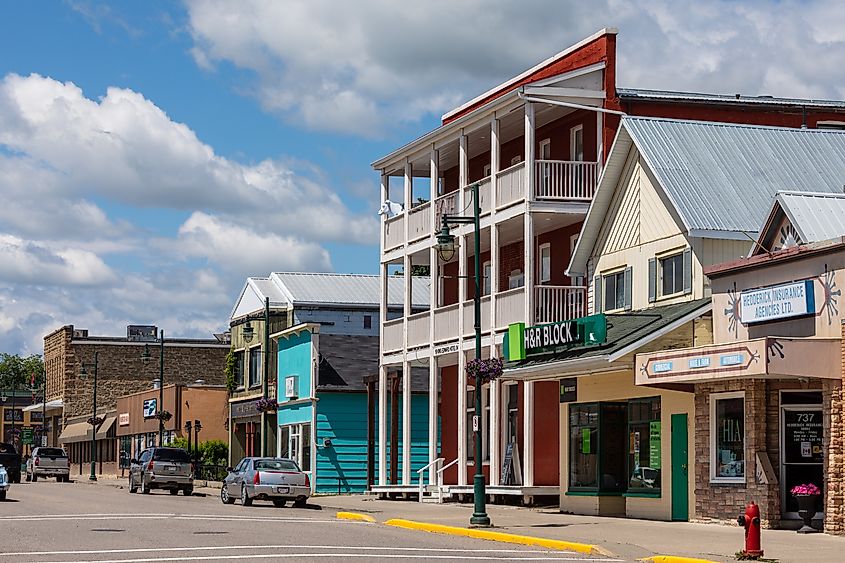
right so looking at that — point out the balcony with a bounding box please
[383,160,600,252]
[382,285,587,356]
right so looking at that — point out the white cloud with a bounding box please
[0,235,117,286]
[185,0,845,135]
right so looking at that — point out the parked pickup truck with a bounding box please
[27,447,70,482]
[0,442,21,484]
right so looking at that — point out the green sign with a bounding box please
[581,427,591,454]
[649,421,661,469]
[504,314,607,362]
[21,427,34,445]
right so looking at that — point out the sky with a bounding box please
[1,0,844,355]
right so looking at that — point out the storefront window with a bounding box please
[570,403,598,488]
[628,397,661,492]
[711,393,745,481]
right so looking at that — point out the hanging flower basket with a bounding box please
[256,398,278,413]
[155,410,173,422]
[466,357,504,384]
[87,416,104,426]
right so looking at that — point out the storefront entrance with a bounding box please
[780,391,824,520]
[670,413,689,521]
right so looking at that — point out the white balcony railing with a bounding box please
[494,286,525,329]
[534,160,600,201]
[462,176,492,216]
[407,201,431,243]
[382,318,404,352]
[535,285,586,324]
[433,303,459,343]
[462,295,491,336]
[495,162,525,209]
[407,311,431,348]
[384,214,405,251]
[434,191,459,229]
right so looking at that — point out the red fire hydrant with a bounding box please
[737,501,763,557]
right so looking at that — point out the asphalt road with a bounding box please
[0,480,622,562]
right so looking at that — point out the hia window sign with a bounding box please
[739,280,815,324]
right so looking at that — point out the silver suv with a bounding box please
[129,447,193,496]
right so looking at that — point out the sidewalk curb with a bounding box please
[640,557,721,563]
[384,518,613,557]
[336,511,376,522]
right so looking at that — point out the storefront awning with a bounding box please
[58,421,90,444]
[23,399,63,413]
[636,337,840,385]
[95,416,116,440]
[504,299,712,381]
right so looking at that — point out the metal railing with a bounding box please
[417,457,444,502]
[195,463,228,482]
[495,162,525,209]
[534,285,587,324]
[534,160,600,200]
[435,458,459,504]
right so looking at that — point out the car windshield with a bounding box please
[152,448,191,462]
[255,459,299,471]
[38,448,66,457]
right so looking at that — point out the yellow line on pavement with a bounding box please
[335,511,376,523]
[640,556,721,563]
[383,518,613,557]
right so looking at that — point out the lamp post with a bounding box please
[193,419,202,462]
[79,352,99,481]
[184,420,192,459]
[435,182,490,527]
[141,329,165,445]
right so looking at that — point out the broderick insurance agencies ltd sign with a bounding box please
[739,279,815,324]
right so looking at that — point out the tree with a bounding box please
[0,353,44,390]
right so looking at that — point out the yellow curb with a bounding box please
[384,519,613,557]
[336,511,376,523]
[640,557,721,563]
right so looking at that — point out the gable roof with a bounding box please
[618,87,845,110]
[569,116,845,276]
[756,190,845,254]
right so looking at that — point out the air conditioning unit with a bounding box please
[285,376,298,399]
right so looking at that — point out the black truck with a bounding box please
[0,442,21,483]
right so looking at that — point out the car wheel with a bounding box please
[293,497,307,508]
[31,473,37,483]
[183,487,193,496]
[221,485,235,505]
[56,476,62,482]
[129,475,137,494]
[272,499,286,508]
[241,485,252,507]
[140,475,150,494]
[25,472,31,482]
[169,489,178,495]
[0,490,5,501]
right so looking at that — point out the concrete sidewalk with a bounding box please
[307,494,844,563]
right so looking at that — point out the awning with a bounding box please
[23,399,63,413]
[636,337,840,385]
[58,421,90,444]
[95,416,116,440]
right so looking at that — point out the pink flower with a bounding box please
[790,483,821,496]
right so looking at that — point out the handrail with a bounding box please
[435,458,458,504]
[417,457,445,503]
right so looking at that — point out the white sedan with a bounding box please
[0,466,10,501]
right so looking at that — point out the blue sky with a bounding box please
[0,0,843,354]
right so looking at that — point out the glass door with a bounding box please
[780,402,824,520]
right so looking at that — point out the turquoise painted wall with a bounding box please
[316,392,431,494]
[277,329,313,427]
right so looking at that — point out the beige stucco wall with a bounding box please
[559,370,696,521]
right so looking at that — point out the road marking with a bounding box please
[0,514,340,523]
[27,555,610,563]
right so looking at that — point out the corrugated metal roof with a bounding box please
[270,272,430,308]
[624,117,845,234]
[618,87,845,109]
[776,191,845,244]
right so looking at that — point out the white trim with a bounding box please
[523,86,606,99]
[686,229,757,241]
[539,138,551,160]
[539,243,552,283]
[511,155,522,166]
[442,28,617,121]
[570,125,584,161]
[519,61,607,88]
[709,391,746,484]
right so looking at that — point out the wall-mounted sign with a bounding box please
[142,398,157,418]
[739,279,815,324]
[434,343,459,355]
[559,378,577,403]
[285,376,298,399]
[127,325,158,342]
[783,409,823,464]
[119,413,130,426]
[504,314,607,362]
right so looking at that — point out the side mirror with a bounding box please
[226,466,234,473]
[130,458,138,465]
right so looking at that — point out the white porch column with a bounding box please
[489,118,500,335]
[596,111,604,165]
[401,359,412,485]
[524,212,535,325]
[378,364,388,486]
[457,349,467,486]
[459,132,468,212]
[428,147,439,487]
[523,380,535,487]
[524,102,535,202]
[428,356,438,486]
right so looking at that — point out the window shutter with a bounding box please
[624,267,633,311]
[648,258,657,303]
[683,248,693,295]
[593,275,602,313]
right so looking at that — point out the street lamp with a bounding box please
[141,329,166,445]
[184,420,192,459]
[193,419,202,462]
[242,321,254,343]
[79,352,99,481]
[435,182,491,527]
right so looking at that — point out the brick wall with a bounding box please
[828,323,845,534]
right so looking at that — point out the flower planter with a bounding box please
[796,494,820,534]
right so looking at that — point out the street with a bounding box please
[0,480,621,562]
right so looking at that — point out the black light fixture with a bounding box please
[242,321,255,343]
[435,218,458,262]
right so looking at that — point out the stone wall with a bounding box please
[44,325,74,402]
[827,323,845,535]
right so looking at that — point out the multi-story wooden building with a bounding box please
[371,28,845,503]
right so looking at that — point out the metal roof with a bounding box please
[270,272,430,308]
[618,87,845,110]
[772,190,845,244]
[568,117,845,276]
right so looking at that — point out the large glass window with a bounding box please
[233,351,244,388]
[628,398,662,492]
[569,402,637,493]
[660,253,684,297]
[249,348,261,388]
[711,393,745,482]
[603,271,625,311]
[569,403,598,489]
